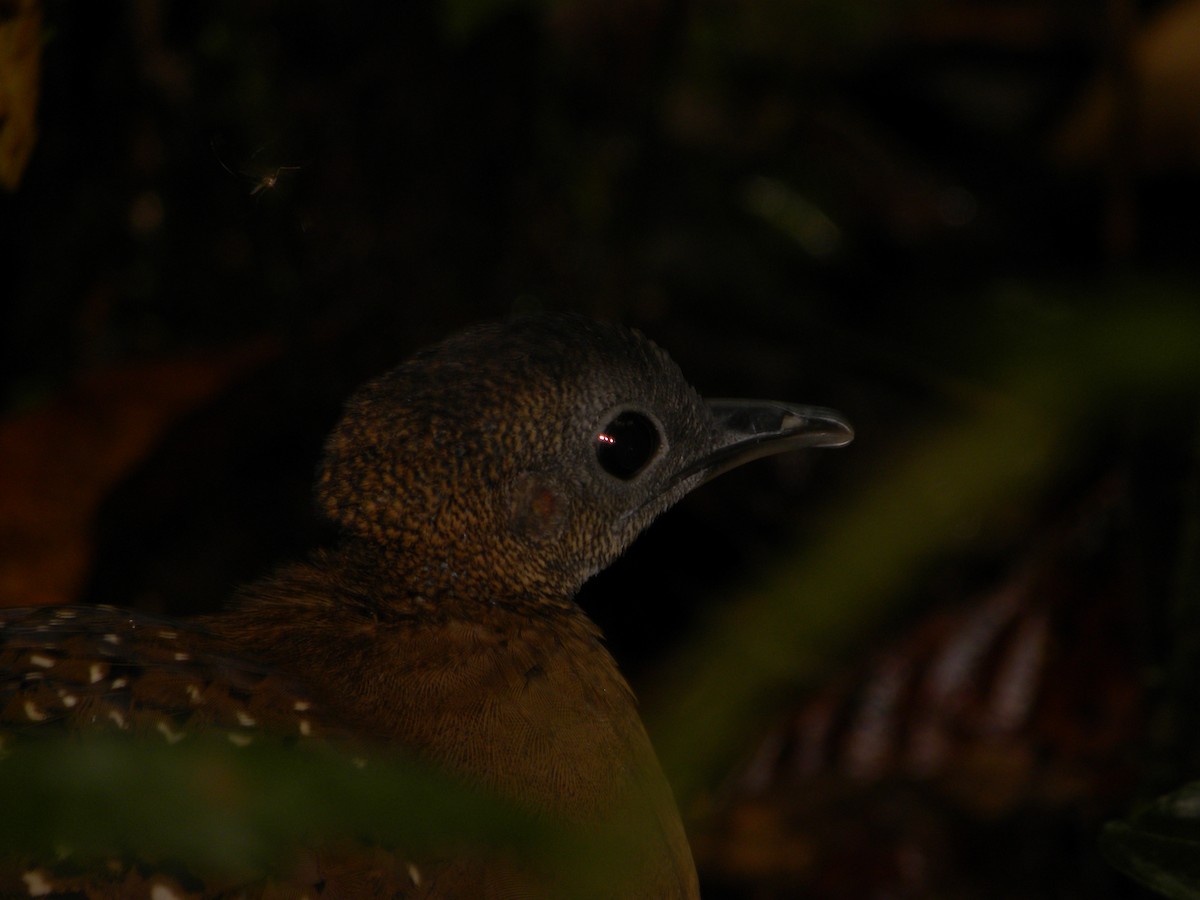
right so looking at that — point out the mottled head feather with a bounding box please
[318,314,712,599]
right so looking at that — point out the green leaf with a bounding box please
[0,733,630,895]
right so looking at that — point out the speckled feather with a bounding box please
[0,605,332,745]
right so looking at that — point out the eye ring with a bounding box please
[595,409,662,480]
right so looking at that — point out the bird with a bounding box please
[0,313,853,898]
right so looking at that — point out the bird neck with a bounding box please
[278,537,581,612]
[209,540,634,772]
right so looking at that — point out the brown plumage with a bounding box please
[0,314,852,898]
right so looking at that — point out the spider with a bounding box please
[211,139,303,198]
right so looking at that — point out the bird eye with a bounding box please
[595,411,661,480]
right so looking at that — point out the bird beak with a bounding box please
[676,399,854,486]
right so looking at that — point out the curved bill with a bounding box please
[675,399,854,486]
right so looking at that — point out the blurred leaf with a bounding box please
[742,176,842,259]
[1102,782,1200,899]
[0,344,276,607]
[0,733,631,896]
[0,0,40,190]
[441,0,548,40]
[1055,0,1200,171]
[647,286,1200,805]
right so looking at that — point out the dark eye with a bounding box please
[596,411,661,480]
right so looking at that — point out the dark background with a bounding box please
[4,1,1200,896]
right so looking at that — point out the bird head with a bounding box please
[318,315,852,600]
